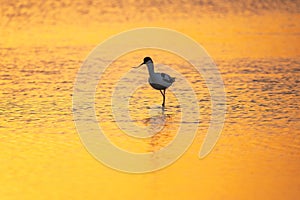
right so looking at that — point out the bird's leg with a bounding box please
[159,90,165,108]
[162,89,166,107]
[163,89,166,107]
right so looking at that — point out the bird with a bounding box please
[135,57,175,108]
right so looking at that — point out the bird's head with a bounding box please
[143,57,153,64]
[135,57,153,68]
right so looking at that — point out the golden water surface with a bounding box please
[0,0,300,199]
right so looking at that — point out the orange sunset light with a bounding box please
[0,0,299,199]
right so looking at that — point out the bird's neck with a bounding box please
[146,62,155,77]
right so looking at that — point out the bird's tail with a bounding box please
[171,77,176,83]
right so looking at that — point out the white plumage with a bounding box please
[135,57,175,107]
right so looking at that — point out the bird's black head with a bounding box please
[143,57,153,64]
[135,57,153,69]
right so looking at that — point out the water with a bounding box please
[0,0,300,199]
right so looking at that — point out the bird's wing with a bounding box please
[161,73,175,83]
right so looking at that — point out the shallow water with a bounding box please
[1,0,300,199]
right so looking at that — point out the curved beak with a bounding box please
[134,62,144,69]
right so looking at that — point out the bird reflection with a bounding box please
[142,107,175,152]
